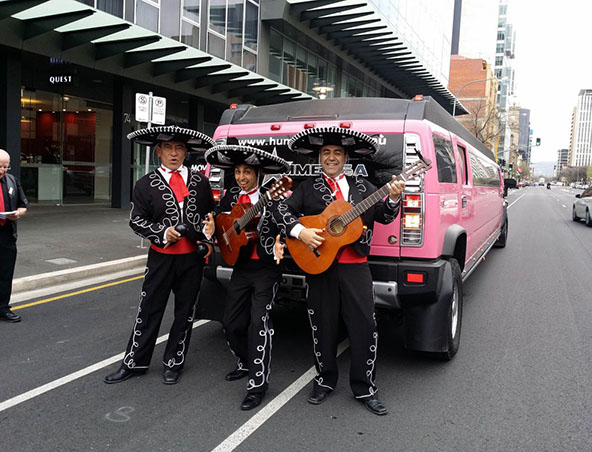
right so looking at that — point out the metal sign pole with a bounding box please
[140,92,154,249]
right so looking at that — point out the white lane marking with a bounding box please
[562,204,566,208]
[0,320,210,413]
[508,192,528,209]
[212,340,350,452]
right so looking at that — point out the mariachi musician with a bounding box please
[203,144,289,411]
[104,125,215,385]
[274,127,405,415]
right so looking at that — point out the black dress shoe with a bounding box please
[241,393,264,411]
[163,369,181,385]
[363,396,388,416]
[225,367,249,381]
[307,388,331,405]
[0,310,21,323]
[104,367,145,384]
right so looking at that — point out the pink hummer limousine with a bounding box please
[197,97,509,360]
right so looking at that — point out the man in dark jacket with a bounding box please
[104,126,215,385]
[274,127,404,415]
[0,149,28,323]
[203,144,290,410]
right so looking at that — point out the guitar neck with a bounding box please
[236,193,268,230]
[341,173,408,226]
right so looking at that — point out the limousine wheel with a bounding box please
[494,218,508,248]
[436,258,463,361]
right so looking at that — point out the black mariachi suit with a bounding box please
[214,185,281,394]
[123,167,214,371]
[274,175,400,398]
[0,174,29,313]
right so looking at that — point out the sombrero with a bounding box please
[288,126,378,156]
[126,125,216,153]
[205,145,290,173]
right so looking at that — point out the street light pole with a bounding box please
[452,77,499,117]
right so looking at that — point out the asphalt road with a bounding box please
[1,186,591,452]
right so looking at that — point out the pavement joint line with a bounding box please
[0,320,210,413]
[12,255,148,293]
[211,340,350,452]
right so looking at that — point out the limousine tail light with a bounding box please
[401,193,424,246]
[212,189,221,202]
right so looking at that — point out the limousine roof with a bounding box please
[220,97,495,161]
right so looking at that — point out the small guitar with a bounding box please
[285,156,432,275]
[215,176,292,266]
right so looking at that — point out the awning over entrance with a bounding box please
[0,0,313,105]
[262,0,468,114]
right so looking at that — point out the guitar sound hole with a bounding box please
[327,217,345,236]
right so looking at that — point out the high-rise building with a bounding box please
[570,90,592,167]
[518,108,531,165]
[556,149,569,177]
[452,0,499,66]
[1,0,458,207]
[494,0,516,160]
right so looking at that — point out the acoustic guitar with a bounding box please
[285,157,432,274]
[215,177,292,266]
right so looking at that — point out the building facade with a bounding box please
[448,55,499,152]
[453,0,499,66]
[556,148,569,178]
[518,108,531,165]
[1,0,459,208]
[570,89,592,167]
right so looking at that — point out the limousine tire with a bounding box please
[435,258,463,361]
[494,218,508,248]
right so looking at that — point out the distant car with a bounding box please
[572,187,592,226]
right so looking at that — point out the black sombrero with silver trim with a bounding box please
[288,126,378,156]
[126,125,216,153]
[205,145,290,173]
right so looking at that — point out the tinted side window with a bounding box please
[457,144,468,185]
[433,134,457,183]
[469,151,500,186]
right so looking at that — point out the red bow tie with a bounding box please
[324,174,345,200]
[237,187,258,204]
[167,168,189,202]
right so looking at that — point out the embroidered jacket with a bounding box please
[129,168,214,247]
[0,173,29,242]
[274,175,400,258]
[213,185,281,264]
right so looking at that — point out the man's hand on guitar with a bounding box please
[298,228,325,251]
[203,213,215,238]
[388,177,405,202]
[274,234,285,265]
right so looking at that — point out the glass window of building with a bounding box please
[181,20,199,48]
[244,1,259,52]
[97,0,123,17]
[136,0,159,32]
[268,29,282,82]
[227,0,243,66]
[182,0,200,24]
[20,89,113,204]
[243,49,256,72]
[208,32,226,59]
[209,0,226,35]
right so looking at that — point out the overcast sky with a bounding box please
[511,0,592,163]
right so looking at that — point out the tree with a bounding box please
[459,99,503,150]
[558,166,590,183]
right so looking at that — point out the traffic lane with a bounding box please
[0,301,318,452]
[237,191,592,451]
[0,276,147,400]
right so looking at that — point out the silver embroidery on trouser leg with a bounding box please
[162,301,196,369]
[123,266,150,370]
[223,327,247,371]
[247,281,278,391]
[307,308,334,391]
[355,312,379,399]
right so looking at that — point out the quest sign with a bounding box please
[48,74,74,86]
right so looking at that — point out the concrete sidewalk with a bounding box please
[12,204,148,293]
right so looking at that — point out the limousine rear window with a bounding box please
[433,134,457,184]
